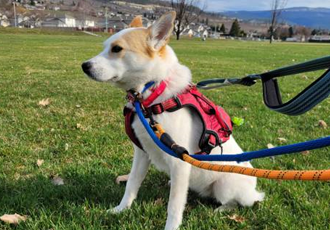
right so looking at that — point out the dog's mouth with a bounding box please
[107,76,120,82]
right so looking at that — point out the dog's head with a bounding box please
[82,12,176,90]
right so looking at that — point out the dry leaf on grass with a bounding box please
[318,120,327,129]
[0,214,27,224]
[38,98,50,107]
[227,214,245,223]
[36,159,44,167]
[116,174,129,184]
[51,176,64,186]
[278,137,287,143]
[76,123,87,131]
[154,198,164,206]
[302,150,310,156]
[267,143,275,149]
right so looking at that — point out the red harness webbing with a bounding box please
[124,83,233,153]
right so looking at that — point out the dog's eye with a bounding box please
[111,45,123,53]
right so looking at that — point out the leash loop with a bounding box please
[197,55,330,116]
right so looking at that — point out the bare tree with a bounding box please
[171,0,206,40]
[269,0,288,44]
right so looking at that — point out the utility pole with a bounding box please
[105,6,108,33]
[13,1,17,27]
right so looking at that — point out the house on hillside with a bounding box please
[76,16,96,29]
[309,35,330,43]
[42,14,76,28]
[0,15,10,27]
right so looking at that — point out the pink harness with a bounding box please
[124,82,233,154]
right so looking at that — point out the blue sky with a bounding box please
[205,0,330,11]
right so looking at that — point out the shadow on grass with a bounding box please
[0,169,219,215]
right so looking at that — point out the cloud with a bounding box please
[206,0,330,11]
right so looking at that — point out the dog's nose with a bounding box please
[82,62,92,75]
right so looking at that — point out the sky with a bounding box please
[205,0,330,12]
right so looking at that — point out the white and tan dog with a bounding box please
[82,12,264,230]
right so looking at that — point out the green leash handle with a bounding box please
[196,55,330,116]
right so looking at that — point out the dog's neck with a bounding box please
[138,46,192,105]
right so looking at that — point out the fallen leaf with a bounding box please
[318,120,327,129]
[116,174,129,184]
[278,137,287,143]
[52,176,64,186]
[64,143,69,151]
[302,150,310,156]
[0,214,27,224]
[154,198,164,205]
[267,143,275,149]
[227,214,245,223]
[38,98,50,107]
[36,159,44,167]
[75,104,81,108]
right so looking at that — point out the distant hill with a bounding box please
[221,7,330,29]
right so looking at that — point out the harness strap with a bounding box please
[124,107,143,150]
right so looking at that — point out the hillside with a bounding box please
[222,7,330,29]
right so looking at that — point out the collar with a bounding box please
[126,81,168,108]
[142,81,168,107]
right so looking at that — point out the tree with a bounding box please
[311,29,318,36]
[171,0,206,40]
[220,23,226,33]
[279,27,289,40]
[269,0,288,44]
[229,19,240,37]
[288,26,294,37]
[205,17,208,25]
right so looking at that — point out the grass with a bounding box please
[0,28,329,230]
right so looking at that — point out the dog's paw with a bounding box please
[107,205,127,214]
[215,203,237,213]
[115,174,129,184]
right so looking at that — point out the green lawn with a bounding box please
[0,29,329,230]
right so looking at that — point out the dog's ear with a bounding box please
[129,16,143,28]
[148,11,176,51]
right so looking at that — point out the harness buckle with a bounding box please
[126,90,142,103]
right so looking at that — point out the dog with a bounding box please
[82,11,264,230]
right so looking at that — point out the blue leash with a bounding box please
[135,100,330,162]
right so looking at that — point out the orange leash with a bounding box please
[152,121,330,181]
[183,154,330,181]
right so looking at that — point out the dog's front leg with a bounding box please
[111,146,150,213]
[165,161,191,230]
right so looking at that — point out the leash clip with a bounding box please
[126,90,142,103]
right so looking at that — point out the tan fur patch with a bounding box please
[129,16,143,28]
[109,28,171,59]
[109,29,154,59]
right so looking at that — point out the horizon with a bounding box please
[205,0,330,12]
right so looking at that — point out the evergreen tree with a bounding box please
[229,19,241,37]
[205,18,209,25]
[289,26,294,37]
[311,29,318,36]
[220,23,226,33]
